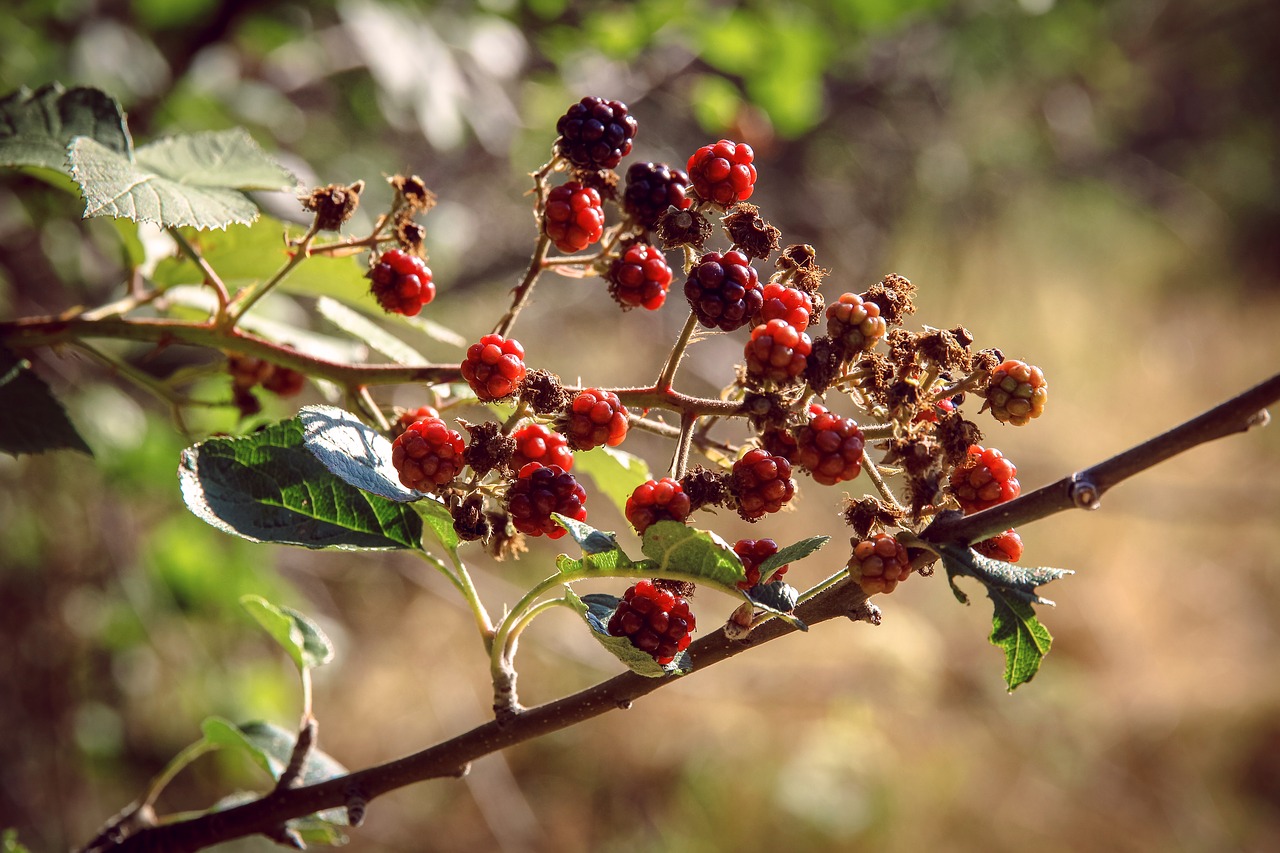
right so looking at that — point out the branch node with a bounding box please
[453,762,472,778]
[345,786,368,827]
[722,601,755,640]
[264,825,305,849]
[275,717,317,792]
[847,598,882,625]
[615,698,633,711]
[1069,476,1102,510]
[1247,408,1271,431]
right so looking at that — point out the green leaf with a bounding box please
[571,445,651,518]
[0,83,131,172]
[315,296,427,365]
[640,521,748,590]
[414,494,460,556]
[297,405,421,502]
[745,580,800,614]
[0,346,93,456]
[201,718,348,825]
[179,416,424,551]
[567,588,692,677]
[68,128,295,230]
[756,535,828,585]
[240,594,334,672]
[2,828,33,853]
[987,588,1054,691]
[555,514,625,556]
[939,543,1072,607]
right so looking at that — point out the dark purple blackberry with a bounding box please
[683,250,763,332]
[504,462,588,539]
[554,97,638,171]
[622,162,691,229]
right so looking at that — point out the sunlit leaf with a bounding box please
[240,594,334,672]
[0,346,92,456]
[640,521,747,590]
[567,588,692,677]
[297,405,420,502]
[0,83,131,172]
[987,589,1054,690]
[571,445,651,519]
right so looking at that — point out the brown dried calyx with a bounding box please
[301,181,364,231]
[460,420,514,477]
[775,244,829,297]
[389,174,437,214]
[917,326,973,374]
[520,369,572,416]
[843,497,907,539]
[722,204,781,260]
[452,494,491,542]
[863,273,916,326]
[656,206,712,251]
[680,465,729,511]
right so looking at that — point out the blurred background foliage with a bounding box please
[3,0,1280,850]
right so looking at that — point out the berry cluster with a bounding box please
[544,182,604,253]
[793,408,866,486]
[608,243,673,311]
[687,139,757,206]
[368,249,435,316]
[606,579,696,665]
[623,162,691,230]
[744,319,812,384]
[849,533,913,595]
[227,355,305,398]
[731,448,795,521]
[504,462,587,539]
[684,250,763,332]
[461,334,526,401]
[985,359,1048,425]
[975,529,1024,562]
[510,423,574,471]
[826,292,886,354]
[555,96,638,170]
[562,388,628,450]
[391,416,466,493]
[949,444,1020,513]
[733,538,789,590]
[625,478,692,534]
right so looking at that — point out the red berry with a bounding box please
[622,161,691,229]
[986,359,1048,425]
[606,578,697,664]
[684,249,763,332]
[733,538,790,589]
[504,462,587,539]
[510,423,574,471]
[731,448,796,521]
[391,416,466,493]
[562,388,628,450]
[754,282,813,329]
[227,355,304,396]
[555,96,638,170]
[744,319,812,384]
[794,409,865,486]
[368,249,436,317]
[975,529,1024,562]
[914,396,957,425]
[848,532,912,595]
[461,334,526,401]
[949,444,1021,514]
[826,292,886,354]
[625,477,692,534]
[543,182,605,253]
[687,139,757,206]
[608,242,673,311]
[395,405,441,435]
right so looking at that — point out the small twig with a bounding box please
[655,310,701,392]
[168,228,230,323]
[225,222,321,328]
[861,448,906,513]
[274,717,318,792]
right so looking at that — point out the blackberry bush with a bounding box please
[731,447,796,521]
[625,478,692,534]
[608,242,673,310]
[793,408,866,486]
[744,319,812,384]
[561,388,629,450]
[391,416,466,493]
[733,538,789,589]
[949,444,1021,514]
[544,182,605,253]
[849,532,913,595]
[623,161,691,229]
[985,359,1048,425]
[510,423,574,471]
[826,291,886,355]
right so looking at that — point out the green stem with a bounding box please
[669,412,697,479]
[655,309,700,392]
[492,233,552,338]
[448,550,495,646]
[862,447,906,513]
[168,228,230,323]
[225,223,320,328]
[141,739,216,811]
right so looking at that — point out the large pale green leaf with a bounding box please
[640,521,747,589]
[179,416,424,551]
[0,83,131,172]
[0,346,92,456]
[240,595,335,672]
[69,128,295,230]
[571,445,651,518]
[567,588,692,677]
[297,405,421,502]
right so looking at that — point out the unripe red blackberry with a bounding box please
[622,161,691,229]
[625,477,692,534]
[510,423,574,471]
[913,396,956,425]
[391,416,466,493]
[561,388,628,450]
[985,359,1048,425]
[368,249,436,317]
[754,282,813,329]
[684,249,763,332]
[544,182,604,253]
[608,242,673,311]
[461,334,526,401]
[395,405,441,435]
[848,532,912,595]
[949,444,1020,514]
[687,139,757,206]
[504,462,587,539]
[554,96,638,170]
[826,292,886,354]
[744,319,812,384]
[733,538,789,589]
[731,448,796,521]
[607,578,696,665]
[227,355,304,397]
[794,409,865,486]
[975,529,1024,562]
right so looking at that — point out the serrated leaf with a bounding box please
[756,535,828,585]
[240,594,334,672]
[565,587,691,677]
[640,521,747,590]
[940,543,1072,606]
[0,347,93,456]
[571,445,651,518]
[179,416,424,551]
[745,580,800,613]
[202,718,349,825]
[316,297,426,365]
[553,516,639,575]
[555,514,625,556]
[987,588,1053,690]
[69,128,295,229]
[297,405,421,502]
[0,83,131,172]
